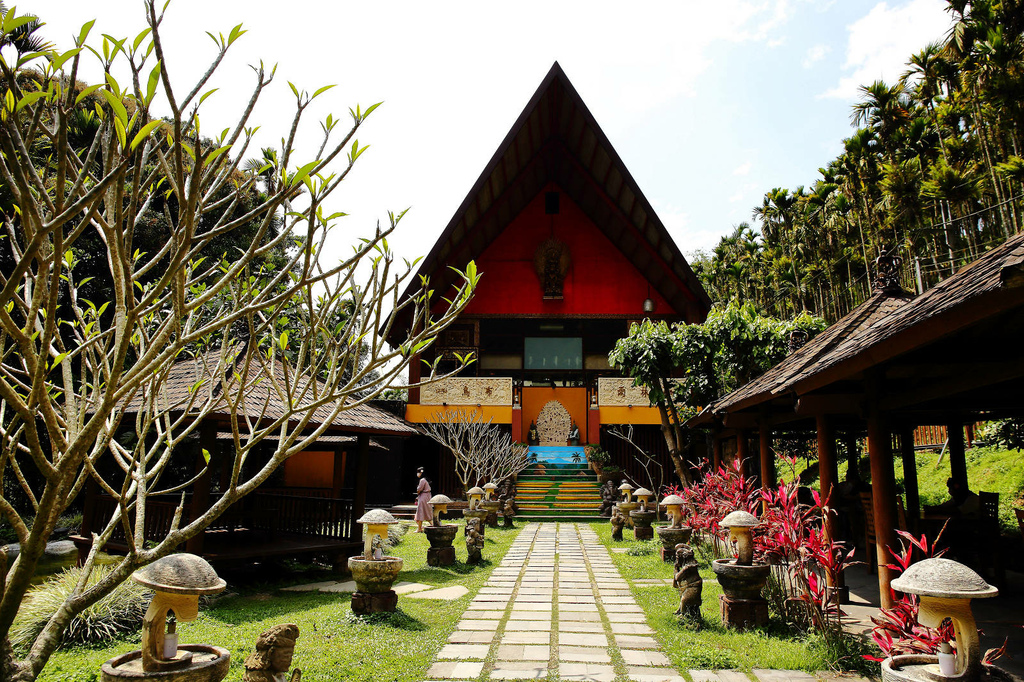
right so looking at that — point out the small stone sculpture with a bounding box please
[567,422,580,445]
[610,506,626,541]
[502,498,516,528]
[599,480,617,517]
[466,517,484,564]
[673,544,702,621]
[528,421,539,445]
[242,624,301,682]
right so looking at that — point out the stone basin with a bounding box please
[101,645,229,682]
[656,526,693,560]
[712,558,771,600]
[348,556,403,593]
[882,654,1018,682]
[629,510,657,526]
[424,524,458,548]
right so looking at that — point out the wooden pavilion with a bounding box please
[388,63,711,493]
[687,236,1024,606]
[73,350,417,566]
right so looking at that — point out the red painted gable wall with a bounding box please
[462,183,675,316]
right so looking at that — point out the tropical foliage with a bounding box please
[693,0,1024,322]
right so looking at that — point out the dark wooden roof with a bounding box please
[690,231,1024,427]
[393,62,710,338]
[127,350,417,437]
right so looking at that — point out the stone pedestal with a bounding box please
[719,595,768,630]
[351,590,398,615]
[657,527,693,562]
[618,502,639,528]
[630,510,656,540]
[634,525,653,540]
[481,501,500,528]
[427,546,455,567]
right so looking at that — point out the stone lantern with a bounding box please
[656,494,692,562]
[425,494,457,567]
[101,554,230,682]
[348,509,403,615]
[481,482,500,528]
[712,510,770,629]
[463,487,488,537]
[630,488,657,540]
[882,558,999,682]
[617,481,638,528]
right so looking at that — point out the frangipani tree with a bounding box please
[422,409,530,492]
[0,4,477,679]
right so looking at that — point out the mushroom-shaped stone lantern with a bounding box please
[630,488,657,540]
[618,481,634,504]
[712,510,770,629]
[617,481,639,528]
[463,487,489,537]
[101,554,230,682]
[481,482,501,528]
[882,558,999,682]
[425,494,458,567]
[348,509,404,615]
[656,494,692,562]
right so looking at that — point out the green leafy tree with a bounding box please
[0,5,479,679]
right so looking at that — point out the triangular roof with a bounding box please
[396,62,710,331]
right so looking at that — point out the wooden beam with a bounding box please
[712,429,723,470]
[900,426,919,532]
[816,414,844,592]
[759,416,776,490]
[351,434,371,541]
[881,359,1024,411]
[795,394,863,416]
[866,386,898,610]
[723,412,759,430]
[947,422,968,488]
[736,428,749,479]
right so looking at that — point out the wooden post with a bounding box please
[947,422,968,489]
[816,414,844,593]
[900,426,920,532]
[867,406,899,610]
[185,422,216,554]
[408,353,421,405]
[332,447,346,498]
[845,432,860,480]
[351,434,371,540]
[712,428,723,470]
[758,417,776,490]
[736,428,749,479]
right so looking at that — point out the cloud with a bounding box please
[729,191,746,203]
[767,37,787,48]
[733,161,753,176]
[822,0,952,100]
[803,44,830,68]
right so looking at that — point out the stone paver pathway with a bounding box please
[426,523,873,682]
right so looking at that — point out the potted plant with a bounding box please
[586,445,611,476]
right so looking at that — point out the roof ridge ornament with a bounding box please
[873,254,903,295]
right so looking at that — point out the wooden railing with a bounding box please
[88,491,354,545]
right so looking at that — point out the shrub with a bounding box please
[625,540,658,556]
[10,566,151,649]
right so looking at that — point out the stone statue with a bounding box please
[466,517,484,564]
[672,544,702,621]
[599,480,617,517]
[527,421,539,446]
[610,506,626,541]
[502,497,516,528]
[567,422,580,445]
[243,623,301,682]
[497,478,517,513]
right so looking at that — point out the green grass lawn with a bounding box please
[588,522,876,677]
[37,522,518,682]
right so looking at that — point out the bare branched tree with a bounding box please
[0,4,478,679]
[608,425,666,510]
[422,410,530,491]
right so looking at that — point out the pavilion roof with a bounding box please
[391,62,710,340]
[690,230,1024,427]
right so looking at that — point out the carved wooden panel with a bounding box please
[420,377,513,406]
[597,377,653,407]
[536,400,572,445]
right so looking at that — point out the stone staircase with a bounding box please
[515,462,603,522]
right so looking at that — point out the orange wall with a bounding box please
[461,183,676,317]
[405,405,513,424]
[521,387,589,444]
[283,451,334,489]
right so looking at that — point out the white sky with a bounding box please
[24,0,954,267]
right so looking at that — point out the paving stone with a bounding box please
[447,630,495,644]
[812,674,873,682]
[621,650,672,667]
[496,644,550,661]
[601,596,637,603]
[625,667,686,682]
[280,580,340,592]
[501,631,552,644]
[558,632,608,647]
[407,585,470,600]
[390,581,432,594]
[558,609,603,622]
[505,619,554,631]
[609,622,655,635]
[716,673,754,682]
[606,612,647,623]
[455,609,504,619]
[318,580,358,593]
[512,602,553,611]
[455,619,500,631]
[490,662,549,679]
[753,671,816,682]
[559,646,612,663]
[426,661,485,679]
[559,663,617,682]
[558,621,606,633]
[558,603,599,612]
[436,644,490,659]
[615,635,660,649]
[690,672,728,682]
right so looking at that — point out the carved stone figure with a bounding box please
[527,421,539,446]
[466,518,484,564]
[567,422,580,445]
[502,498,516,528]
[673,544,702,621]
[497,478,518,513]
[243,623,301,682]
[599,480,617,517]
[610,506,626,541]
[534,238,571,298]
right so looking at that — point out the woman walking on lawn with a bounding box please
[414,467,432,532]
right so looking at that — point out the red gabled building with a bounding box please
[392,63,711,493]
